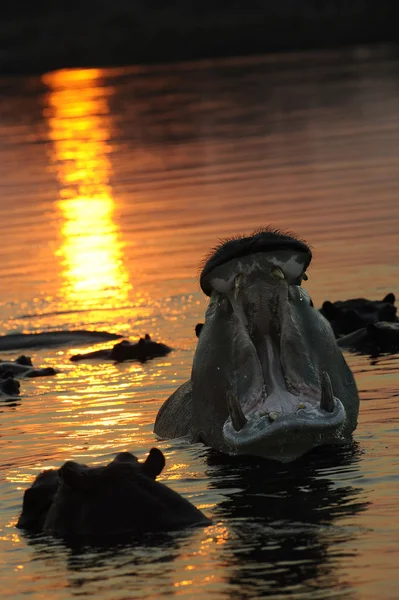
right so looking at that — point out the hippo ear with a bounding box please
[195,323,204,338]
[383,293,395,304]
[16,355,33,366]
[59,461,90,491]
[322,301,337,320]
[142,448,165,479]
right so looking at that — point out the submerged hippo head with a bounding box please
[17,469,59,531]
[0,372,20,396]
[155,228,359,462]
[17,449,210,538]
[321,293,397,336]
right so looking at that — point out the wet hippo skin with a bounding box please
[17,448,210,539]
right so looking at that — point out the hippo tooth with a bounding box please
[234,274,242,300]
[320,371,334,413]
[270,267,285,280]
[268,411,280,422]
[227,390,247,431]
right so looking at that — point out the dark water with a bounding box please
[0,48,398,599]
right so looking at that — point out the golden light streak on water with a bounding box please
[194,524,229,556]
[43,69,132,313]
[173,580,193,587]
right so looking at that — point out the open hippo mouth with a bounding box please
[192,229,357,461]
[154,228,359,462]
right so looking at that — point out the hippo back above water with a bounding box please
[155,228,360,462]
[17,448,210,539]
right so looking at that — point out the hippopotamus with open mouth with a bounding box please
[155,228,359,462]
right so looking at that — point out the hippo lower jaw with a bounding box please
[221,338,348,460]
[223,395,347,462]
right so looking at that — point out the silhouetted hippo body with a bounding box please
[321,293,397,337]
[155,228,359,462]
[110,335,172,363]
[17,448,210,539]
[0,330,121,351]
[0,355,58,378]
[70,334,172,363]
[0,371,20,396]
[338,321,399,356]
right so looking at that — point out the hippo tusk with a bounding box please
[227,390,247,431]
[270,267,285,280]
[320,371,334,413]
[234,274,242,300]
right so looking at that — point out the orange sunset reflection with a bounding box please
[43,69,131,312]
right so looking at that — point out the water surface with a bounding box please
[0,49,398,599]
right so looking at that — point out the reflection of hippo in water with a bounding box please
[204,444,367,597]
[70,334,172,363]
[321,293,397,337]
[17,448,210,539]
[155,228,359,462]
[0,355,58,378]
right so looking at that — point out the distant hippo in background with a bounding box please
[321,293,397,337]
[0,355,58,378]
[0,371,20,396]
[0,330,121,351]
[17,448,210,539]
[338,321,399,356]
[155,228,359,462]
[70,334,172,363]
[16,469,59,531]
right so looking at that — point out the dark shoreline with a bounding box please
[1,1,399,75]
